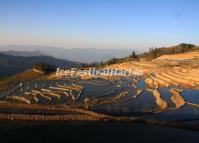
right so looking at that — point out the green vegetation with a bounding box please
[102,43,199,66]
[129,51,137,59]
[140,43,198,60]
[70,43,199,68]
[33,62,56,74]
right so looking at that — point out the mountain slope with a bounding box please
[139,43,199,60]
[0,50,48,57]
[0,45,133,63]
[0,53,79,77]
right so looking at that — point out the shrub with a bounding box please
[33,62,56,74]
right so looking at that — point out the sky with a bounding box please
[0,0,199,51]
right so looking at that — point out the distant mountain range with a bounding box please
[0,45,134,77]
[0,45,133,63]
[0,50,48,57]
[0,53,79,77]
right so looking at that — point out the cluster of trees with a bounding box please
[103,58,120,65]
[81,62,100,68]
[81,58,121,68]
[140,43,197,60]
[33,62,56,73]
[129,51,138,58]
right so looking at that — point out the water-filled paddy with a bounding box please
[0,77,199,122]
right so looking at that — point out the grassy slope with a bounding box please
[0,70,44,90]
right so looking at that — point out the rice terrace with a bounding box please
[0,0,199,143]
[0,46,199,143]
[0,49,199,134]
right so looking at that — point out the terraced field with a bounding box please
[148,68,199,89]
[0,51,199,132]
[0,74,198,125]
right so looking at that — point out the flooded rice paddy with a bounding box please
[0,77,199,123]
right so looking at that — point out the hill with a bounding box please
[0,70,45,90]
[155,51,199,60]
[139,43,199,60]
[0,53,79,77]
[101,43,199,66]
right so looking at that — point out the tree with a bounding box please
[130,51,137,58]
[33,62,56,74]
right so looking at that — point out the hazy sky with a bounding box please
[0,0,199,50]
